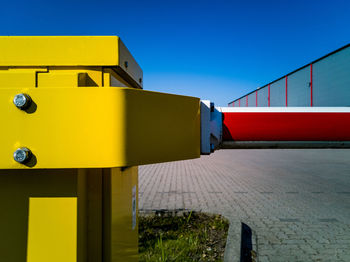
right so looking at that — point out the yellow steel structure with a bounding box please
[0,36,201,262]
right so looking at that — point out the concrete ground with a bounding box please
[139,149,350,262]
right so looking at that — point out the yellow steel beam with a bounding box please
[0,87,200,169]
[103,167,139,261]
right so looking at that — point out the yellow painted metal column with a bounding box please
[0,36,200,262]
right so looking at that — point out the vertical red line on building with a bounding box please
[285,76,288,107]
[239,99,241,107]
[268,84,270,107]
[256,91,258,107]
[232,101,234,107]
[246,96,248,106]
[310,64,313,107]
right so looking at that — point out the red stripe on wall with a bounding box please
[310,64,313,107]
[239,99,240,107]
[256,91,258,107]
[268,84,270,107]
[222,112,350,141]
[285,76,288,107]
[246,96,248,106]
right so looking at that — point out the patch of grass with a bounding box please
[139,211,229,261]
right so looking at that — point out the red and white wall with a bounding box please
[220,107,350,141]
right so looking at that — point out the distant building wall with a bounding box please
[228,44,350,107]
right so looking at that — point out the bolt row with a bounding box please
[13,93,32,164]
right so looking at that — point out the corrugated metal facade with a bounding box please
[247,92,256,107]
[229,44,350,107]
[270,78,286,106]
[257,86,269,107]
[313,47,350,106]
[287,66,311,106]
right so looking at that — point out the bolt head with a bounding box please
[13,148,31,163]
[13,93,31,109]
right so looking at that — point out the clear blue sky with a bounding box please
[2,0,350,106]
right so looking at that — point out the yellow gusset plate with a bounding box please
[0,87,200,168]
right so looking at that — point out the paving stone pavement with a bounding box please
[139,149,350,262]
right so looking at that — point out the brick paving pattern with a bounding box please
[139,149,350,262]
